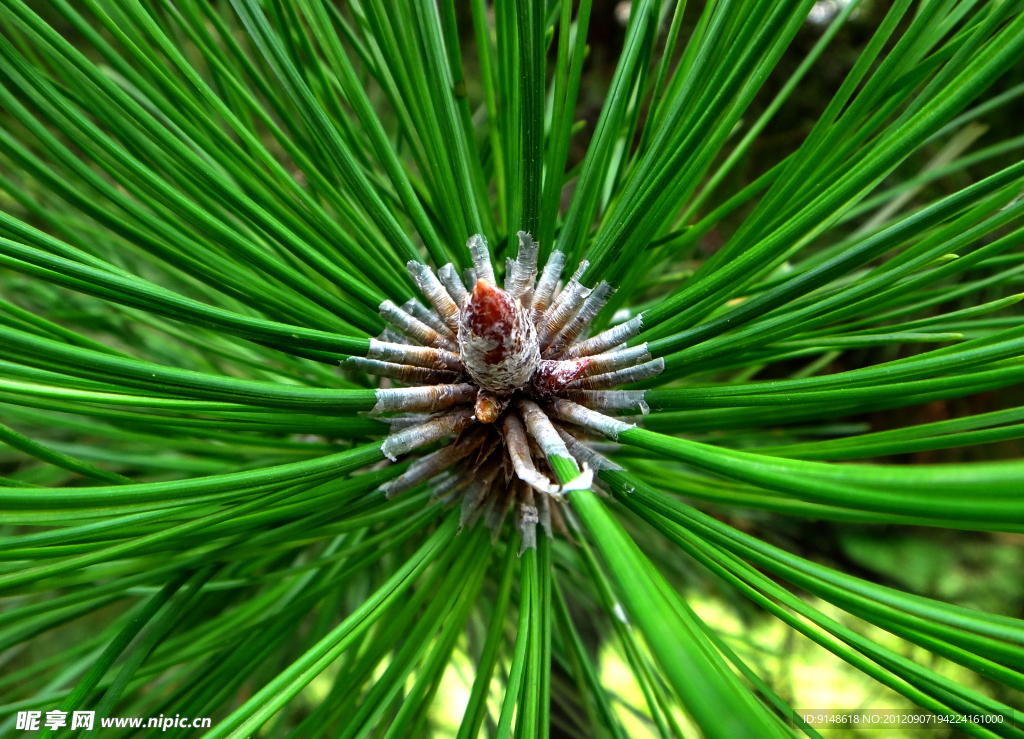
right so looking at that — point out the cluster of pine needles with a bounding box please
[1,0,1023,737]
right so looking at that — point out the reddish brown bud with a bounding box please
[530,359,591,396]
[458,281,540,394]
[475,391,509,424]
[462,281,517,365]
